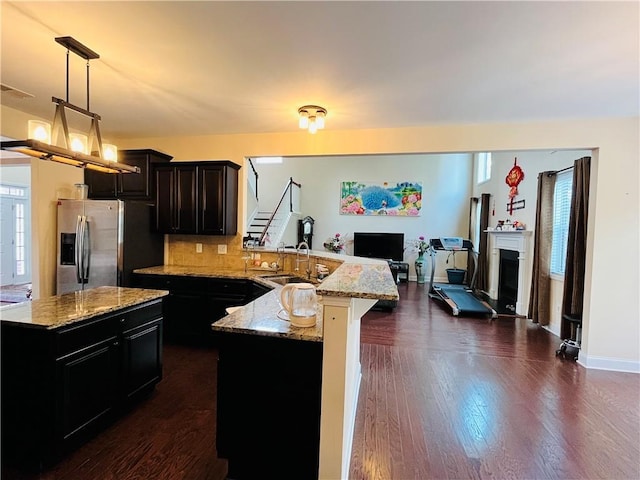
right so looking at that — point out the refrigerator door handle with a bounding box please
[82,217,91,282]
[75,215,83,283]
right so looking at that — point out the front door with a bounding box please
[0,184,31,286]
[0,199,14,285]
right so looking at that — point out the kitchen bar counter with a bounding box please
[0,286,169,329]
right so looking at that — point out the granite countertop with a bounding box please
[0,286,169,330]
[134,254,399,302]
[133,264,252,279]
[315,262,399,301]
[134,252,399,342]
[211,289,323,342]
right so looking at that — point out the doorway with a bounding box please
[0,165,32,303]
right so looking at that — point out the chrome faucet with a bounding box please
[296,241,311,279]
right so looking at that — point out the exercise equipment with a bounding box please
[428,237,497,318]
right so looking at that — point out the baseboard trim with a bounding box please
[579,354,640,373]
[542,324,561,338]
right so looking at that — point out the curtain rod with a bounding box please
[547,165,574,176]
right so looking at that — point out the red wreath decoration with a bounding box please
[505,157,524,215]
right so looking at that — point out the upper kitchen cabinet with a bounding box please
[154,161,240,235]
[154,164,197,234]
[198,162,240,235]
[85,149,173,200]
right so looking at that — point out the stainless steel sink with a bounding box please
[260,274,317,286]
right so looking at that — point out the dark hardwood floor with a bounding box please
[350,282,640,479]
[3,282,639,479]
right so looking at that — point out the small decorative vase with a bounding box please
[415,253,426,284]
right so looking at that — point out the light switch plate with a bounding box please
[218,244,227,254]
[196,243,203,253]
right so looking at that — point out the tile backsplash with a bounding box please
[166,234,344,274]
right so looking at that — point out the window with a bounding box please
[477,152,492,183]
[254,156,283,164]
[15,202,25,276]
[550,170,573,275]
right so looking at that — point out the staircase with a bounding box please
[246,210,291,247]
[246,161,302,247]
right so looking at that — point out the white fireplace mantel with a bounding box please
[485,230,533,315]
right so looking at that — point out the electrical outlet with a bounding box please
[254,252,261,260]
[218,244,227,254]
[196,243,203,253]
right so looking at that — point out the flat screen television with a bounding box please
[353,232,405,262]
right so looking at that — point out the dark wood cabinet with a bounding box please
[134,274,269,346]
[154,165,198,234]
[85,149,172,200]
[153,161,240,235]
[198,163,239,235]
[216,332,323,479]
[55,336,120,449]
[1,299,164,467]
[121,317,163,401]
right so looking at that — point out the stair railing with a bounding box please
[247,158,259,202]
[258,177,301,246]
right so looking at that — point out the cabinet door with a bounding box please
[121,319,163,400]
[175,165,197,233]
[55,337,119,447]
[117,151,151,198]
[199,163,239,235]
[154,167,175,233]
[198,164,224,235]
[85,169,117,198]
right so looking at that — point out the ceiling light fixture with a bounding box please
[0,37,138,174]
[298,105,327,134]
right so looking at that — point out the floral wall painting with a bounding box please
[340,181,422,216]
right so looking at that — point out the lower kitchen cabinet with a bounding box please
[1,299,163,468]
[215,332,323,479]
[134,274,271,346]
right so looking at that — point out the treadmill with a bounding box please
[428,237,496,318]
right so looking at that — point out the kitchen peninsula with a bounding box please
[211,258,398,479]
[0,286,168,467]
[135,250,398,480]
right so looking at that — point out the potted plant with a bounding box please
[323,233,345,253]
[445,250,466,284]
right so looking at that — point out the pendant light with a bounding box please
[1,37,138,174]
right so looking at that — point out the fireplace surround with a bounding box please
[486,230,533,316]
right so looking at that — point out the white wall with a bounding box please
[0,165,30,185]
[255,153,473,280]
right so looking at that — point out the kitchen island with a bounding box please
[0,286,168,467]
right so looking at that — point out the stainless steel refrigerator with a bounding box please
[56,199,164,294]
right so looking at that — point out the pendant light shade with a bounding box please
[28,120,51,143]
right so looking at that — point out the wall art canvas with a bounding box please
[340,181,422,216]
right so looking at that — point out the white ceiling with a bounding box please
[1,1,638,141]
